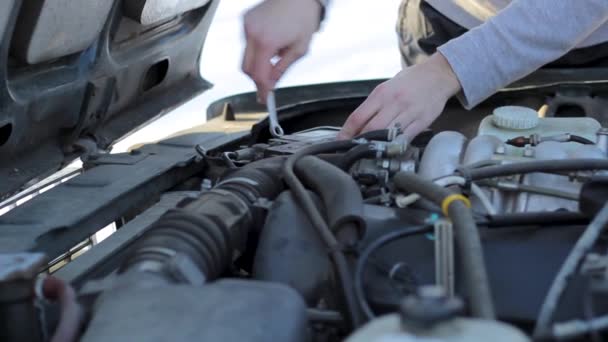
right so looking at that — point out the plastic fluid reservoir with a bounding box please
[478,106,601,156]
[346,315,530,342]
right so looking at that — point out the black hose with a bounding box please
[339,144,378,171]
[295,155,366,238]
[120,159,284,284]
[570,135,595,145]
[479,211,589,228]
[534,202,608,338]
[282,140,362,327]
[354,129,391,141]
[354,225,432,320]
[393,172,495,319]
[307,309,344,324]
[465,159,608,180]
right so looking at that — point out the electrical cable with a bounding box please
[570,135,596,145]
[282,140,362,327]
[534,202,608,338]
[354,225,432,319]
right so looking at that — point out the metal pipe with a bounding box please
[466,159,608,180]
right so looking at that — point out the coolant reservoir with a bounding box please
[478,106,601,156]
[346,315,530,342]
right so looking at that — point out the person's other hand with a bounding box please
[338,53,462,140]
[242,0,321,103]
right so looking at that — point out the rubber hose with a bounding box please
[467,159,608,180]
[569,135,595,145]
[295,155,366,238]
[339,144,378,171]
[282,140,362,327]
[480,211,588,228]
[41,276,83,342]
[393,172,495,319]
[354,129,391,141]
[307,309,344,323]
[120,159,284,284]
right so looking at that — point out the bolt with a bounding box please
[523,147,535,158]
[201,179,213,191]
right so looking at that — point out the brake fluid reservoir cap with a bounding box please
[492,106,539,130]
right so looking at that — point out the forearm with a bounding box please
[438,0,608,108]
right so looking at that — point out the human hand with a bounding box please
[338,53,462,140]
[242,0,321,103]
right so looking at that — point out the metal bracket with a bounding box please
[434,219,454,297]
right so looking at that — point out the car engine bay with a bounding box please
[3,0,608,340]
[4,97,608,341]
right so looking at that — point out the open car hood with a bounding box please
[0,0,218,199]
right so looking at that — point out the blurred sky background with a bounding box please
[114,0,403,151]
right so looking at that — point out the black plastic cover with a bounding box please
[81,279,309,342]
[253,191,332,304]
[360,204,608,323]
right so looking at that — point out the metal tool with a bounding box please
[266,91,284,138]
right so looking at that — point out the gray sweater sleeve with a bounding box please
[438,0,608,109]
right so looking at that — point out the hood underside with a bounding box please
[0,0,217,199]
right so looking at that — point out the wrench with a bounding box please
[266,91,285,138]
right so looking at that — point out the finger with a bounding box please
[360,105,401,134]
[242,41,256,76]
[271,45,306,82]
[338,93,384,139]
[254,81,266,103]
[250,45,276,103]
[387,114,416,138]
[241,14,256,75]
[400,119,428,141]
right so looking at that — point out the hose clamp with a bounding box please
[455,166,473,196]
[441,194,471,216]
